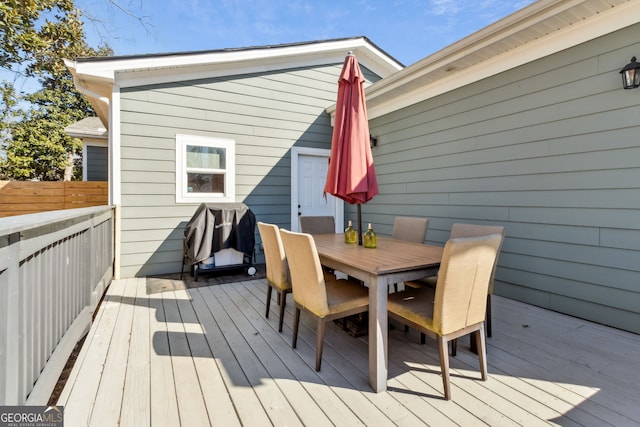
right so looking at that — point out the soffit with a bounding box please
[360,0,638,119]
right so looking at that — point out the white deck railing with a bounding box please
[0,206,114,405]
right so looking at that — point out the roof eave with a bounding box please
[363,0,640,120]
[68,37,402,89]
[65,37,403,127]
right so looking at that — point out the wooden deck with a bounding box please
[57,277,640,426]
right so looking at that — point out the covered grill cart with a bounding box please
[182,203,256,281]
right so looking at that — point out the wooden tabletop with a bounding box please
[313,233,443,276]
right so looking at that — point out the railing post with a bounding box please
[86,215,96,310]
[2,232,22,404]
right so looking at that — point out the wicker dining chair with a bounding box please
[279,229,369,371]
[388,234,502,400]
[299,216,336,234]
[406,223,505,352]
[392,216,429,243]
[391,216,429,292]
[257,222,292,332]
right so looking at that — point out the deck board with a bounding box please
[120,277,151,427]
[176,288,241,427]
[194,285,274,427]
[220,283,341,427]
[58,277,640,426]
[237,281,370,426]
[89,277,136,426]
[59,278,124,426]
[147,285,181,427]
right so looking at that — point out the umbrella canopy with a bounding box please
[324,53,378,243]
[324,53,378,204]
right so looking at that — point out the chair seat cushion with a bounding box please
[387,287,436,330]
[268,269,334,292]
[268,278,291,292]
[404,276,436,289]
[325,279,369,315]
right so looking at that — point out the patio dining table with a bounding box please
[312,233,444,392]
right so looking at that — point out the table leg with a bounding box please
[368,275,388,392]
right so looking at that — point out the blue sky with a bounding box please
[75,0,536,66]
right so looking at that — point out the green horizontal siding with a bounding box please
[365,24,640,333]
[119,62,381,277]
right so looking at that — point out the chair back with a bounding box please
[279,229,329,316]
[257,222,290,290]
[299,216,335,234]
[450,223,505,294]
[433,234,502,335]
[392,216,429,243]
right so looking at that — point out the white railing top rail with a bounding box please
[0,205,113,237]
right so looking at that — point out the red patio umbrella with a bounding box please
[324,53,379,245]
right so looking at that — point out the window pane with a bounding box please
[187,172,225,193]
[186,145,226,169]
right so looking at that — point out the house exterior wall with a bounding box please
[118,63,380,277]
[365,24,640,333]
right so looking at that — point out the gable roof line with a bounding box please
[350,0,639,120]
[66,36,403,128]
[73,36,402,66]
[66,36,402,85]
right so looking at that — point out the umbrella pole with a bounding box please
[357,204,363,245]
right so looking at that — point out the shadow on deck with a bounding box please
[57,270,640,426]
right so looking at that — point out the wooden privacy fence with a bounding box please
[0,181,108,217]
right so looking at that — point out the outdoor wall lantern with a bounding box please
[620,56,640,89]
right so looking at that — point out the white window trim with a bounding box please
[175,134,236,203]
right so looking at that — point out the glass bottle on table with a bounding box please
[363,223,377,248]
[344,220,357,244]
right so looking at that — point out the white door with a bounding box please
[291,147,343,231]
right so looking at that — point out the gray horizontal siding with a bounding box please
[119,62,381,278]
[365,24,640,333]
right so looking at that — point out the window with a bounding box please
[176,134,235,203]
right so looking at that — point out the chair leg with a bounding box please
[278,291,286,333]
[450,339,457,357]
[420,332,426,345]
[292,308,301,348]
[265,286,273,318]
[437,335,452,400]
[404,325,409,333]
[475,328,488,381]
[470,295,492,354]
[315,319,326,371]
[394,283,398,293]
[486,294,492,337]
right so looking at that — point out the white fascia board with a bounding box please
[64,59,115,83]
[366,0,640,120]
[115,50,352,87]
[73,38,401,89]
